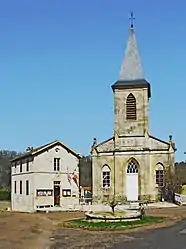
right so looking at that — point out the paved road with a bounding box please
[114,220,186,249]
[49,220,186,249]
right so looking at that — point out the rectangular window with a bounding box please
[156,170,164,187]
[20,161,22,173]
[20,180,22,194]
[26,160,29,171]
[54,158,60,171]
[102,171,110,188]
[26,180,29,195]
[14,181,16,194]
[54,181,60,185]
[36,189,53,196]
[62,189,71,197]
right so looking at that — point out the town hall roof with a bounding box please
[11,140,82,162]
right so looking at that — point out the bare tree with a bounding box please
[163,166,182,202]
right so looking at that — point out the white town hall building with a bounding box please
[11,140,81,212]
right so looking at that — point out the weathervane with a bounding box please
[129,12,135,29]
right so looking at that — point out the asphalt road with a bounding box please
[49,220,186,249]
[113,220,186,249]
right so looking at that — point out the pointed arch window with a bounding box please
[156,163,164,187]
[102,165,111,188]
[127,159,138,173]
[126,93,137,120]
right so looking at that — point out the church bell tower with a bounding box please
[112,12,151,137]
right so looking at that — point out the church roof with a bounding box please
[118,27,143,81]
[92,134,175,153]
[112,13,151,98]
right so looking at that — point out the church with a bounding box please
[91,14,176,203]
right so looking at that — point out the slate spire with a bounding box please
[119,12,144,81]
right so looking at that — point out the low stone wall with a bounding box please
[78,203,140,213]
[85,210,141,222]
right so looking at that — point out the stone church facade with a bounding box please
[91,19,176,203]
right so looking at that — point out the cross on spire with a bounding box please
[129,12,135,29]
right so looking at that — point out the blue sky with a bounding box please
[0,1,185,162]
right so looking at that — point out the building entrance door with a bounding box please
[54,185,60,206]
[126,160,139,201]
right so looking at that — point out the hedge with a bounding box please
[0,188,11,201]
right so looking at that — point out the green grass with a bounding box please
[61,216,165,231]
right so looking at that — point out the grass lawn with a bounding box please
[61,216,165,231]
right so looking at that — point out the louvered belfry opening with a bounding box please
[126,93,137,120]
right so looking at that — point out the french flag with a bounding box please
[67,173,71,184]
